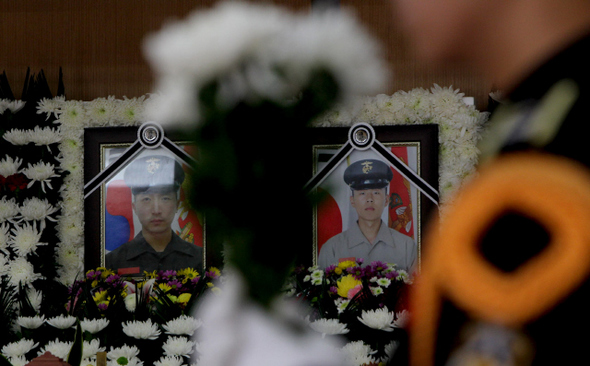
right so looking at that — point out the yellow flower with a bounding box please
[336,275,362,298]
[207,282,214,288]
[93,290,109,303]
[338,261,356,270]
[208,267,221,277]
[167,294,179,303]
[144,270,158,279]
[334,267,343,275]
[100,268,115,279]
[159,283,172,292]
[211,287,221,294]
[177,268,200,279]
[178,293,191,304]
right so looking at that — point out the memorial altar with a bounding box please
[0,2,489,366]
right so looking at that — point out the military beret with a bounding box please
[124,155,185,195]
[343,159,393,190]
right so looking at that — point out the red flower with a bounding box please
[6,173,29,191]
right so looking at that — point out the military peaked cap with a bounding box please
[124,155,185,195]
[343,159,393,190]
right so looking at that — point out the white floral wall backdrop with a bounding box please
[0,72,488,365]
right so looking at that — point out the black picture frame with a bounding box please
[83,125,221,273]
[305,124,439,270]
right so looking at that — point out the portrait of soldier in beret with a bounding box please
[105,154,203,275]
[317,158,417,272]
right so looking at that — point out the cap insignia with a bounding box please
[146,157,161,174]
[361,161,373,174]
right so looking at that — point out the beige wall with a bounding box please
[1,0,491,110]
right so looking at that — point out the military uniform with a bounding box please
[409,32,590,366]
[317,159,417,270]
[105,154,203,275]
[318,219,416,271]
[105,231,203,274]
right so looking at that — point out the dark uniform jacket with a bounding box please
[426,31,590,366]
[105,231,203,275]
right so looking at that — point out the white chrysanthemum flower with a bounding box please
[0,197,19,224]
[5,100,26,113]
[59,100,86,127]
[162,336,195,357]
[107,345,140,361]
[114,97,146,125]
[309,318,349,338]
[107,358,144,366]
[81,358,97,366]
[0,155,23,176]
[384,340,400,358]
[341,341,377,366]
[376,277,391,287]
[7,356,28,366]
[86,96,117,126]
[396,270,413,284]
[162,315,203,336]
[393,309,410,329]
[357,307,395,332]
[38,339,73,360]
[8,257,44,287]
[144,2,386,128]
[26,288,43,312]
[3,129,31,146]
[0,222,11,253]
[9,222,47,256]
[81,318,110,334]
[56,146,84,176]
[0,253,9,275]
[19,197,59,230]
[334,297,350,314]
[122,319,161,340]
[124,294,137,313]
[370,286,384,296]
[28,126,62,146]
[46,314,77,329]
[36,96,65,120]
[22,161,60,193]
[1,338,39,358]
[17,315,45,329]
[83,339,106,360]
[154,355,185,366]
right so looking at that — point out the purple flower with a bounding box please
[385,271,399,279]
[167,279,183,290]
[329,286,338,295]
[369,261,387,271]
[160,270,177,279]
[86,270,101,280]
[105,274,121,284]
[98,303,108,311]
[325,265,337,274]
[191,276,201,285]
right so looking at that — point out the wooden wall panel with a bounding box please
[1,0,490,110]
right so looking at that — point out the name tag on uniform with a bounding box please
[118,267,140,275]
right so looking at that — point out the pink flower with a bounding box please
[347,284,363,299]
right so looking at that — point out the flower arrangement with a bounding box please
[286,259,412,365]
[1,266,221,366]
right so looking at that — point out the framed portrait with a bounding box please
[307,124,439,271]
[83,125,220,273]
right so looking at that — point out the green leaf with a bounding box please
[0,353,14,366]
[67,320,83,366]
